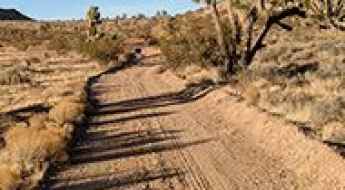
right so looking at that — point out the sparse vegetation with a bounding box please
[2,1,345,189]
[304,0,345,30]
[0,65,31,85]
[0,89,88,190]
[157,1,345,144]
[159,15,224,70]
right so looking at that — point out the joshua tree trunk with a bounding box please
[225,0,235,27]
[209,1,232,72]
[258,0,266,11]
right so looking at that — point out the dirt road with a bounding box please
[44,53,345,190]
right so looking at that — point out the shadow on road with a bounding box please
[48,167,183,190]
[44,62,215,190]
[91,80,215,116]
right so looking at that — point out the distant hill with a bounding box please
[0,8,31,20]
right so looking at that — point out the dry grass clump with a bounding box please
[243,85,261,106]
[236,22,345,143]
[48,96,86,125]
[0,66,31,85]
[0,124,69,189]
[177,65,223,85]
[0,92,87,189]
[0,115,18,130]
[0,164,21,190]
[27,114,48,129]
[311,97,345,127]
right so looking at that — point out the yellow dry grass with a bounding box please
[48,96,85,125]
[0,93,87,190]
[0,164,21,190]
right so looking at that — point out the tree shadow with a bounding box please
[91,81,215,116]
[2,103,49,115]
[44,62,215,190]
[85,129,183,142]
[46,167,184,190]
[46,124,211,190]
[70,136,211,165]
[88,112,174,126]
[72,130,181,154]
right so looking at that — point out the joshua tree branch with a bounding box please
[330,17,345,30]
[276,21,293,31]
[334,0,344,17]
[241,6,306,66]
[241,7,258,66]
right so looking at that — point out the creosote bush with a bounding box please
[77,35,125,65]
[159,15,225,70]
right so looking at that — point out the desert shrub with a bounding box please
[0,23,126,67]
[76,34,124,65]
[311,96,345,126]
[0,27,52,51]
[46,35,72,51]
[0,66,31,85]
[0,115,18,129]
[27,57,41,64]
[46,31,85,52]
[159,15,225,70]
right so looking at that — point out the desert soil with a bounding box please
[43,49,345,190]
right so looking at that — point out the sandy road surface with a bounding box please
[44,53,345,190]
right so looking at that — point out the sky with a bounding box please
[0,0,200,20]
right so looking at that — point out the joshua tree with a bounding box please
[192,0,231,72]
[192,0,306,75]
[161,10,169,16]
[137,13,146,19]
[156,10,162,17]
[156,10,169,18]
[305,0,345,30]
[121,13,128,20]
[86,6,101,36]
